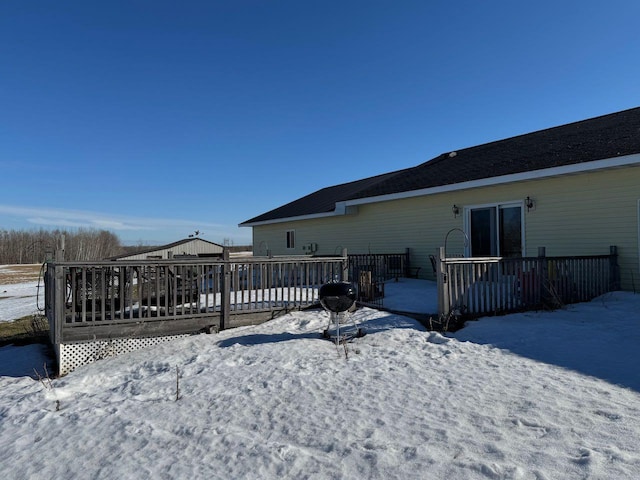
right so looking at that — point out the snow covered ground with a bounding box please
[0,278,41,322]
[1,278,640,479]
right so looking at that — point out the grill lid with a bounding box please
[319,281,357,313]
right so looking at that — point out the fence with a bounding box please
[348,250,413,306]
[436,246,620,318]
[45,253,347,373]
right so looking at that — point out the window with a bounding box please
[286,230,295,249]
[466,202,523,258]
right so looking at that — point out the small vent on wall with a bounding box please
[302,243,318,254]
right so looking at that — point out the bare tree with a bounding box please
[0,228,124,264]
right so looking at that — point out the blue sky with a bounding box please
[1,1,639,246]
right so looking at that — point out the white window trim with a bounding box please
[463,200,526,257]
[286,230,296,250]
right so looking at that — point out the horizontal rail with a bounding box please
[51,255,347,268]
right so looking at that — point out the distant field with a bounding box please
[0,264,42,285]
[0,264,48,345]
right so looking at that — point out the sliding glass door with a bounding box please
[467,203,523,258]
[470,207,496,256]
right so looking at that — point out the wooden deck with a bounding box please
[45,253,348,345]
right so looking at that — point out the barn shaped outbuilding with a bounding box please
[111,238,225,260]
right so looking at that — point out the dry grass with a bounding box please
[0,264,42,285]
[0,315,49,346]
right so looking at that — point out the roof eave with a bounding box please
[344,152,640,207]
[239,204,351,228]
[242,153,640,227]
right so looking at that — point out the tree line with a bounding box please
[0,228,124,264]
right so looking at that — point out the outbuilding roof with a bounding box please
[109,237,224,260]
[241,106,640,226]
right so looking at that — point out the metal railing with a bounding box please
[348,251,412,307]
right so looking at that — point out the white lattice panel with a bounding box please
[58,334,189,375]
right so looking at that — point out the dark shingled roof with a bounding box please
[241,170,402,225]
[241,107,640,225]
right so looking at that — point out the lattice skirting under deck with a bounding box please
[56,334,189,376]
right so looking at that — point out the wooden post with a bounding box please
[538,247,547,306]
[609,245,620,291]
[341,248,349,282]
[436,247,449,316]
[359,270,372,301]
[220,247,231,330]
[404,247,411,278]
[54,264,65,346]
[55,235,65,262]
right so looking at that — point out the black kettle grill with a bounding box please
[319,281,357,313]
[318,281,364,342]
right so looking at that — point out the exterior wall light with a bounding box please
[525,196,535,212]
[452,205,461,217]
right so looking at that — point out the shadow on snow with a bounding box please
[217,309,425,348]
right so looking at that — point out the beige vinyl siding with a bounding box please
[252,165,640,290]
[520,167,640,290]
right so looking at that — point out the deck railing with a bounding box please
[436,246,620,318]
[348,250,413,306]
[45,254,347,345]
[348,251,411,281]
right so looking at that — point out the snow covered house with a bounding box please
[240,107,640,291]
